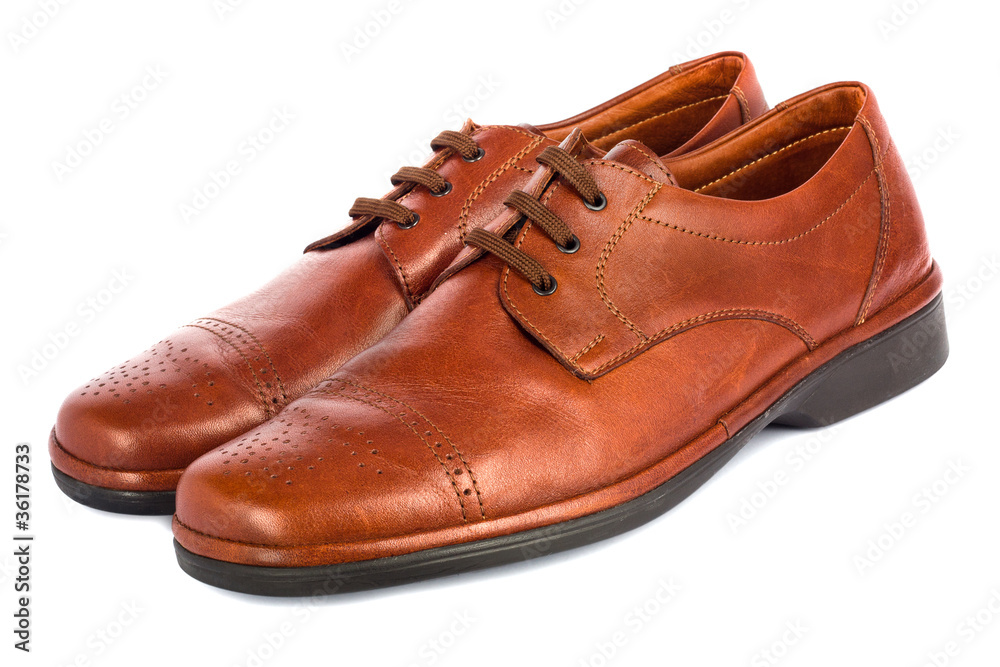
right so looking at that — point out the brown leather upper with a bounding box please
[173,81,941,568]
[51,52,766,491]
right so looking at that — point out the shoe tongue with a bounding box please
[517,122,546,136]
[602,140,677,185]
[553,127,604,159]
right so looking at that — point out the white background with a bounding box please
[2,0,998,665]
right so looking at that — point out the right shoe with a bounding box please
[172,81,948,595]
[49,52,769,515]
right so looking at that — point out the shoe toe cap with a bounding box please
[174,390,476,565]
[53,326,278,484]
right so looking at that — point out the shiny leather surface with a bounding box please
[51,52,765,492]
[174,81,942,567]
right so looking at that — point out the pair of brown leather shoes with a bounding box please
[50,51,948,595]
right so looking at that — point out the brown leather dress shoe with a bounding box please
[173,81,948,595]
[50,52,767,514]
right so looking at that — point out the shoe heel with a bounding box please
[773,294,948,428]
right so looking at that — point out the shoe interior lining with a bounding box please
[537,55,744,156]
[671,85,867,201]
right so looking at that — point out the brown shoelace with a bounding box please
[349,130,483,229]
[465,146,605,294]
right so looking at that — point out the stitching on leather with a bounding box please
[457,134,546,240]
[380,125,538,303]
[326,386,468,522]
[499,167,659,371]
[323,383,469,522]
[496,178,573,365]
[857,121,892,325]
[434,179,563,298]
[500,227,584,371]
[693,126,854,193]
[197,317,288,403]
[377,224,415,304]
[51,430,187,474]
[511,165,535,174]
[596,183,663,341]
[616,143,678,186]
[731,85,750,123]
[572,334,605,362]
[639,168,876,245]
[493,125,546,141]
[581,160,659,185]
[592,95,729,143]
[182,323,271,416]
[540,179,562,205]
[504,153,860,376]
[331,377,486,521]
[586,307,817,376]
[394,123,492,210]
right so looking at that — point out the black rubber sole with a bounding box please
[52,464,177,515]
[175,294,949,596]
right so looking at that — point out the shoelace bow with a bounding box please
[349,130,483,229]
[465,146,605,294]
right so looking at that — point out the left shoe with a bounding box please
[173,81,948,595]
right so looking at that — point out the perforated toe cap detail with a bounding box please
[55,323,286,474]
[175,387,485,551]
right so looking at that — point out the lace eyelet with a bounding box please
[584,192,607,211]
[397,213,419,229]
[463,147,486,163]
[557,235,580,254]
[532,276,558,296]
[431,181,453,197]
